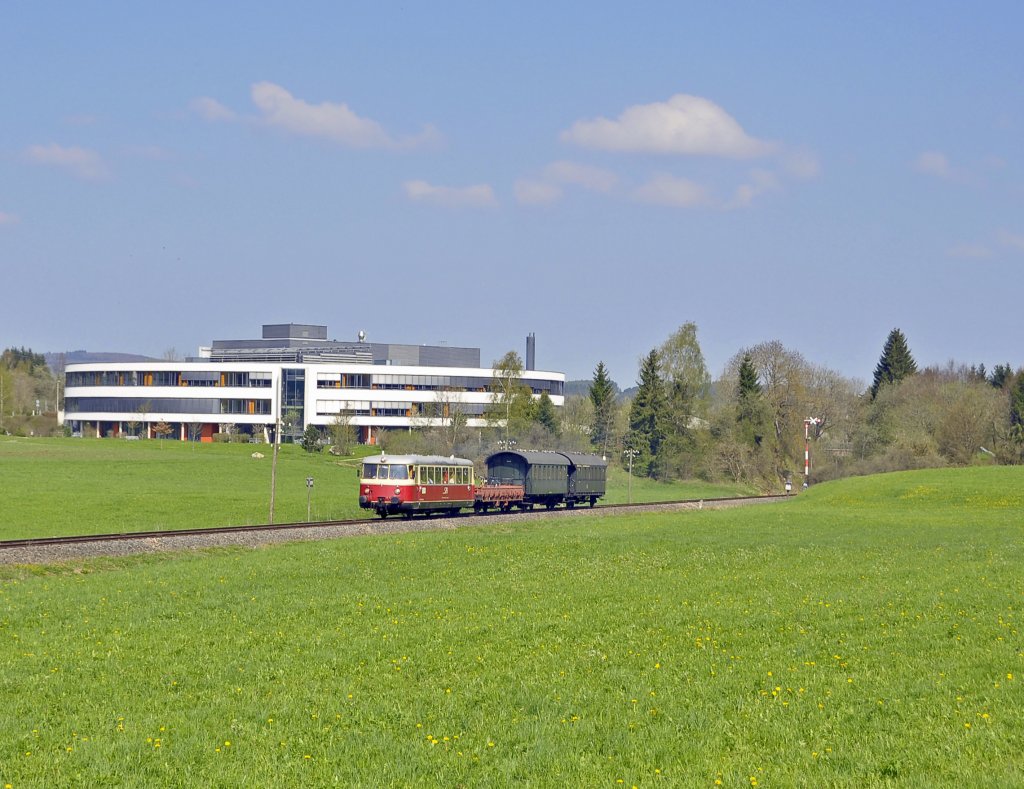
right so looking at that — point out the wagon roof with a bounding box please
[486,450,570,467]
[364,454,474,466]
[485,450,608,468]
[557,452,608,468]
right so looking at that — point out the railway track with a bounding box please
[0,494,787,564]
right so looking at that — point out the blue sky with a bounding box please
[1,2,1021,386]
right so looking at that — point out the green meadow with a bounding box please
[1,466,1022,786]
[0,437,750,540]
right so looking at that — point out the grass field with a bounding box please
[0,437,752,540]
[1,466,1022,786]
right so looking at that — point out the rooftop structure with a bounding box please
[203,323,480,367]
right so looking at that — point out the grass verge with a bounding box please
[0,437,751,539]
[1,467,1022,786]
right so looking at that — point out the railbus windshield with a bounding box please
[361,463,414,480]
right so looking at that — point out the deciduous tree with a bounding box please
[486,350,535,443]
[330,410,355,455]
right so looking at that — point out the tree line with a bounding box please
[0,348,63,436]
[590,325,1024,487]
[10,331,1024,488]
[389,325,1024,490]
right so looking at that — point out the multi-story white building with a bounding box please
[62,324,563,443]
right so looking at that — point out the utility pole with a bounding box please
[623,448,638,504]
[269,373,283,524]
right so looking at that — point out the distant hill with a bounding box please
[45,350,157,370]
[565,378,635,401]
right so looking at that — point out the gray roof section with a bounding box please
[559,452,608,468]
[486,450,608,468]
[487,450,571,467]
[364,454,474,466]
[209,326,480,368]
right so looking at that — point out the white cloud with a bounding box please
[914,151,952,178]
[515,179,562,205]
[250,82,439,149]
[632,174,710,207]
[728,169,780,208]
[561,94,774,158]
[191,96,236,122]
[403,180,497,207]
[543,160,617,192]
[947,243,992,259]
[26,143,109,180]
[0,211,20,226]
[948,231,1024,259]
[514,160,617,205]
[781,149,820,180]
[997,230,1024,252]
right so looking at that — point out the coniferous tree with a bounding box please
[535,392,560,436]
[588,361,616,453]
[1010,371,1024,434]
[628,349,667,476]
[870,328,917,400]
[735,354,766,447]
[989,364,1014,389]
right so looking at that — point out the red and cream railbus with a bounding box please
[359,454,476,518]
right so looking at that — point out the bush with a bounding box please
[301,424,324,453]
